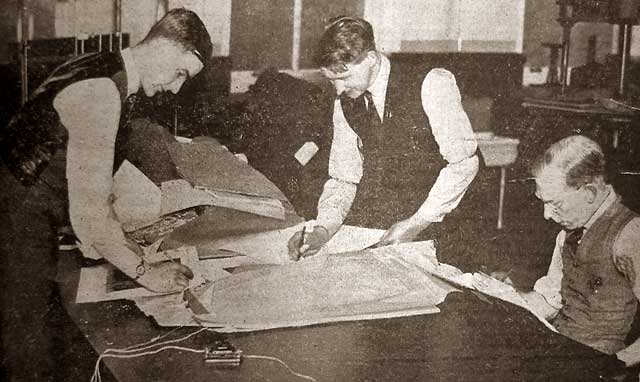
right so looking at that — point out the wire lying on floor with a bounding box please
[90,327,317,382]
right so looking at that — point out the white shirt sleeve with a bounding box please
[315,178,357,233]
[327,99,363,184]
[54,79,142,275]
[613,217,640,298]
[413,69,479,222]
[533,231,565,311]
[315,99,362,231]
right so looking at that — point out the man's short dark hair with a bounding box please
[141,8,213,65]
[316,16,376,72]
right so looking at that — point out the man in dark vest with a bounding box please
[0,9,212,381]
[288,16,478,258]
[522,135,640,366]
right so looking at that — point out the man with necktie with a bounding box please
[288,16,478,258]
[522,135,640,367]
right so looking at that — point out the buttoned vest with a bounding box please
[555,197,638,354]
[0,51,136,187]
[343,61,447,229]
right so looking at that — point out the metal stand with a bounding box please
[542,43,563,85]
[557,1,638,96]
[497,167,507,230]
[18,0,29,105]
[558,2,574,95]
[618,22,633,97]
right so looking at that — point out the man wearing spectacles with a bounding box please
[288,16,478,258]
[0,9,212,381]
[522,135,640,368]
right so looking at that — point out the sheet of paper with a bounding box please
[191,241,452,331]
[112,160,162,232]
[160,179,216,214]
[413,262,558,333]
[76,246,202,303]
[208,223,385,265]
[468,272,558,333]
[160,179,286,220]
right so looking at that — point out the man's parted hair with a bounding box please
[531,135,606,189]
[141,8,213,65]
[316,16,376,72]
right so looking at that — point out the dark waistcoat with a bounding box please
[342,60,446,229]
[0,51,136,187]
[555,196,638,354]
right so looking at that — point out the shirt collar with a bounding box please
[367,53,390,118]
[120,48,141,97]
[583,184,616,231]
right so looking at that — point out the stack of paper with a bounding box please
[166,138,287,220]
[417,259,557,332]
[112,138,292,235]
[190,241,456,331]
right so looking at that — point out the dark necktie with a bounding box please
[564,227,586,267]
[340,90,382,137]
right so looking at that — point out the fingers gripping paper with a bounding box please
[192,241,458,331]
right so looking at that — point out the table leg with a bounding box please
[497,167,506,230]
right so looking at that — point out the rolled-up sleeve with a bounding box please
[54,79,141,276]
[414,69,479,222]
[534,231,565,311]
[316,99,361,232]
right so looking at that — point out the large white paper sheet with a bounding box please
[191,241,454,331]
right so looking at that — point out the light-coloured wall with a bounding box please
[365,0,525,54]
[16,0,635,89]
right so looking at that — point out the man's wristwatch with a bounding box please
[134,260,149,280]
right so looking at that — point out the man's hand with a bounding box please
[137,262,194,293]
[377,218,431,247]
[287,225,331,261]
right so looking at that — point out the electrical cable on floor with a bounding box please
[91,346,205,382]
[243,355,318,382]
[90,327,318,382]
[108,327,208,354]
[121,325,187,351]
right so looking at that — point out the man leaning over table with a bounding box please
[0,9,212,381]
[521,135,640,367]
[288,16,479,259]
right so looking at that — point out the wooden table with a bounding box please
[57,252,627,382]
[521,98,636,150]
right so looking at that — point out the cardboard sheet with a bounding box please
[160,179,285,220]
[167,137,288,201]
[160,207,303,261]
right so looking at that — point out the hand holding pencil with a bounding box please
[287,221,331,261]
